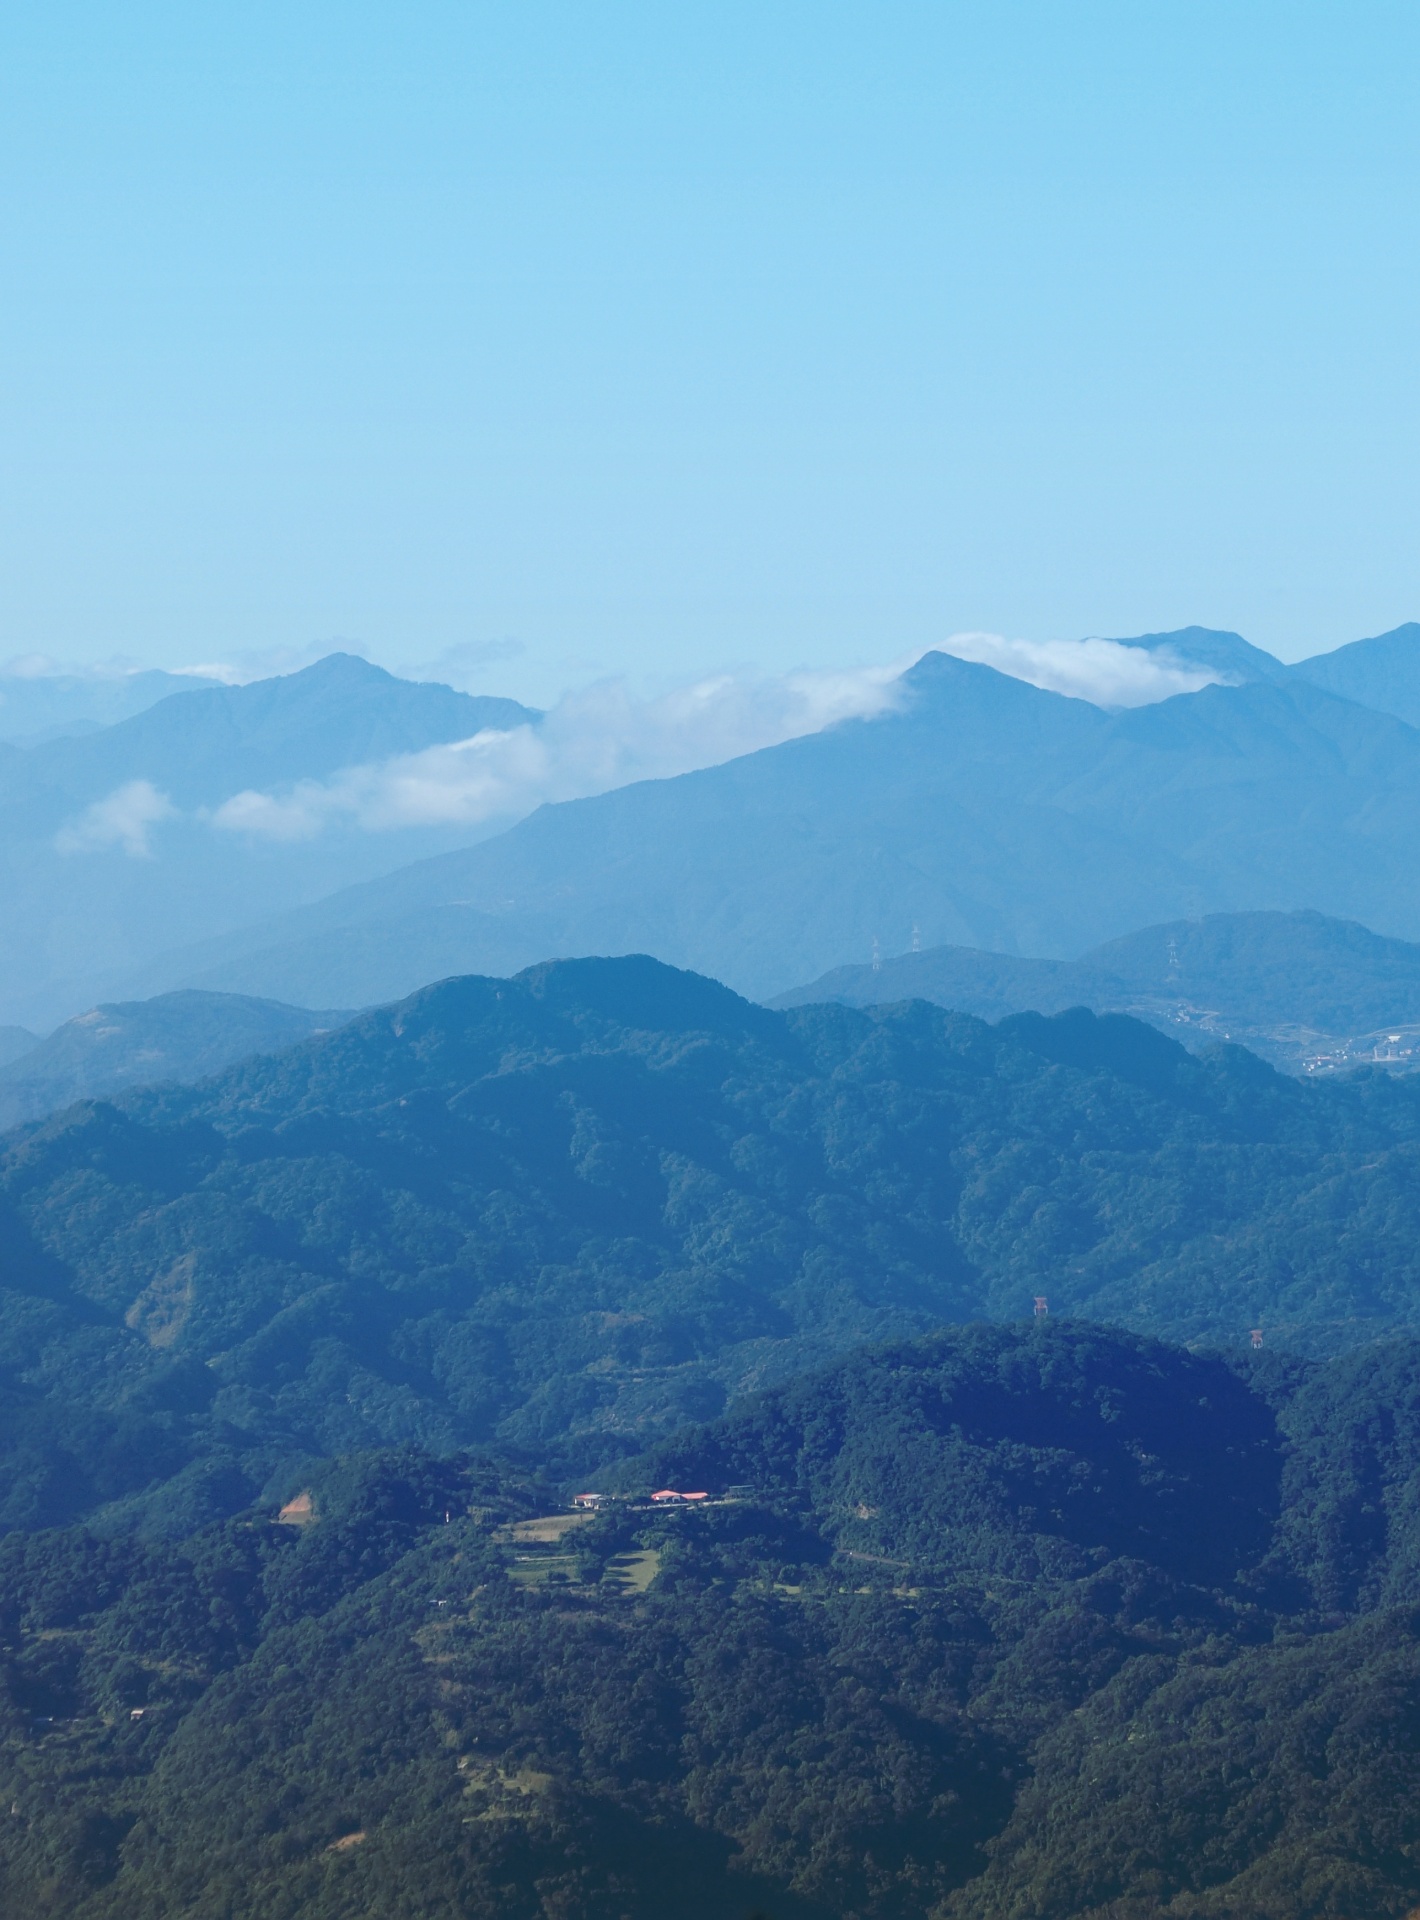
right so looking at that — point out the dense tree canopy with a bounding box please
[6,958,1420,1534]
[4,963,1420,1914]
[0,1323,1418,1917]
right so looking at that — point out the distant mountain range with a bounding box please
[0,654,536,1029]
[0,989,353,1130]
[1293,619,1420,724]
[94,626,1420,1012]
[7,621,1420,1028]
[0,663,230,744]
[775,908,1420,1075]
[5,626,1420,1918]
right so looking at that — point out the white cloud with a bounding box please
[208,638,1221,847]
[55,780,177,858]
[69,636,1223,855]
[932,631,1224,706]
[213,662,908,841]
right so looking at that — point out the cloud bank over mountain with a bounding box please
[8,621,1420,1027]
[209,660,911,841]
[204,634,1225,846]
[932,630,1224,704]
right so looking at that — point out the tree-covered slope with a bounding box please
[5,1323,1420,1918]
[8,957,1420,1535]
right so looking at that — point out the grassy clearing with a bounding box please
[604,1548,660,1593]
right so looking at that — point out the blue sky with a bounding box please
[1,3,1416,702]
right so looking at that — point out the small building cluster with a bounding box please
[569,1487,724,1512]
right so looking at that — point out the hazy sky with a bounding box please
[1,3,1417,703]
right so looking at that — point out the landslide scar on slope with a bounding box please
[125,1252,196,1348]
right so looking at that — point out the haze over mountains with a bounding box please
[0,661,237,745]
[0,990,353,1131]
[1293,619,1420,724]
[90,622,1420,1015]
[7,902,1420,1153]
[5,620,1420,1033]
[9,631,1420,1918]
[0,656,535,1028]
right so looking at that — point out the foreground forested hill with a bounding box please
[4,1322,1420,1919]
[8,955,1420,1533]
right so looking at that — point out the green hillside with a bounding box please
[4,1323,1420,1917]
[11,955,1420,1540]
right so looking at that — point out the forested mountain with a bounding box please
[10,956,1420,1542]
[0,990,355,1130]
[122,648,1420,1011]
[0,654,538,1031]
[1294,622,1420,726]
[3,1321,1420,1918]
[777,908,1420,1074]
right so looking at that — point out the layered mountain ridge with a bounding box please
[86,625,1420,1015]
[7,620,1420,1028]
[0,989,356,1130]
[10,954,1420,1545]
[0,654,538,1029]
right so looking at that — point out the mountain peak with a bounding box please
[275,651,401,687]
[1292,622,1420,726]
[1105,626,1292,683]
